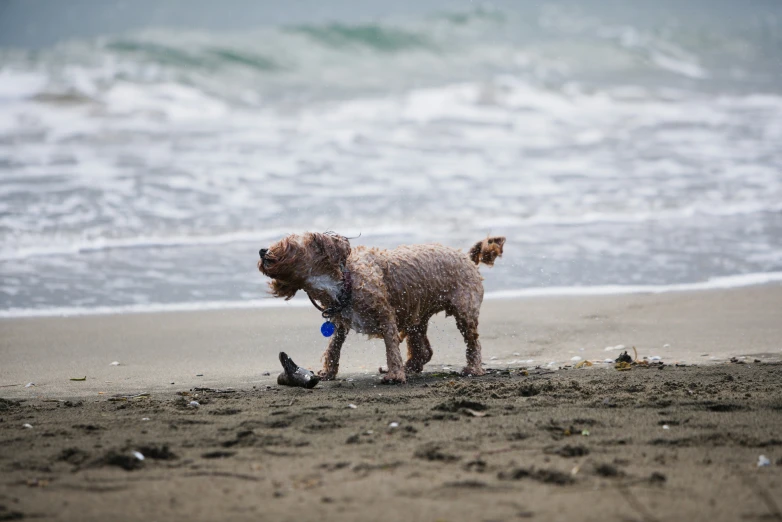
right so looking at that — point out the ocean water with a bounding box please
[1,2,781,316]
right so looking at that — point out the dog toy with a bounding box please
[277,352,321,388]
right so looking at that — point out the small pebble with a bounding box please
[188,401,200,408]
[22,423,33,429]
[141,417,150,421]
[388,422,399,428]
[132,451,145,461]
[347,404,357,409]
[110,361,120,366]
[662,425,670,430]
[758,455,771,467]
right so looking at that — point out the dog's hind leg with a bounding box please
[380,322,407,384]
[405,321,433,374]
[453,308,486,377]
[319,325,347,380]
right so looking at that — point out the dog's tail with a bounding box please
[469,236,506,266]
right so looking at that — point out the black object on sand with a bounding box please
[277,352,321,389]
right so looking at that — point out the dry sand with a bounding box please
[1,285,781,521]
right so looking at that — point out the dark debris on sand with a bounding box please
[1,362,781,521]
[498,467,575,486]
[414,443,461,462]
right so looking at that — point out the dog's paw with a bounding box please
[461,366,486,377]
[318,369,338,381]
[380,369,407,384]
[404,360,426,374]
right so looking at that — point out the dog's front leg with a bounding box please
[380,322,406,384]
[319,325,347,380]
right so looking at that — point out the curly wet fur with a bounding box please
[259,232,505,383]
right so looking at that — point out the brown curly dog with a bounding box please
[258,233,505,384]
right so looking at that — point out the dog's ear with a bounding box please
[269,279,298,300]
[487,236,505,252]
[307,232,351,269]
[469,236,505,266]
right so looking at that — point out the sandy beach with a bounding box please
[1,285,782,521]
[4,2,782,520]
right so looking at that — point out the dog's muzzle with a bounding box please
[258,249,269,273]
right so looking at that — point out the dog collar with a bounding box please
[307,266,352,321]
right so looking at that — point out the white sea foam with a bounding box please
[1,10,781,313]
[0,298,312,319]
[0,70,47,100]
[0,224,431,261]
[0,231,284,261]
[485,272,782,300]
[1,272,780,319]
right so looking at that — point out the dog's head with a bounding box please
[469,236,506,266]
[258,232,351,300]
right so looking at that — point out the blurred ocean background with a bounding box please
[1,0,781,316]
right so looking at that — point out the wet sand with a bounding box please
[2,283,781,398]
[1,285,781,521]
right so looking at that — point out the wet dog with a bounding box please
[258,233,505,383]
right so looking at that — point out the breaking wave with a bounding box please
[1,4,781,313]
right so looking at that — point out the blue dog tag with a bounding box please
[321,321,335,337]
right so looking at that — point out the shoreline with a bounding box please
[2,270,782,320]
[1,283,781,400]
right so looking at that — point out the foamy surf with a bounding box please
[485,272,782,300]
[0,298,311,319]
[1,5,781,314]
[2,271,780,319]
